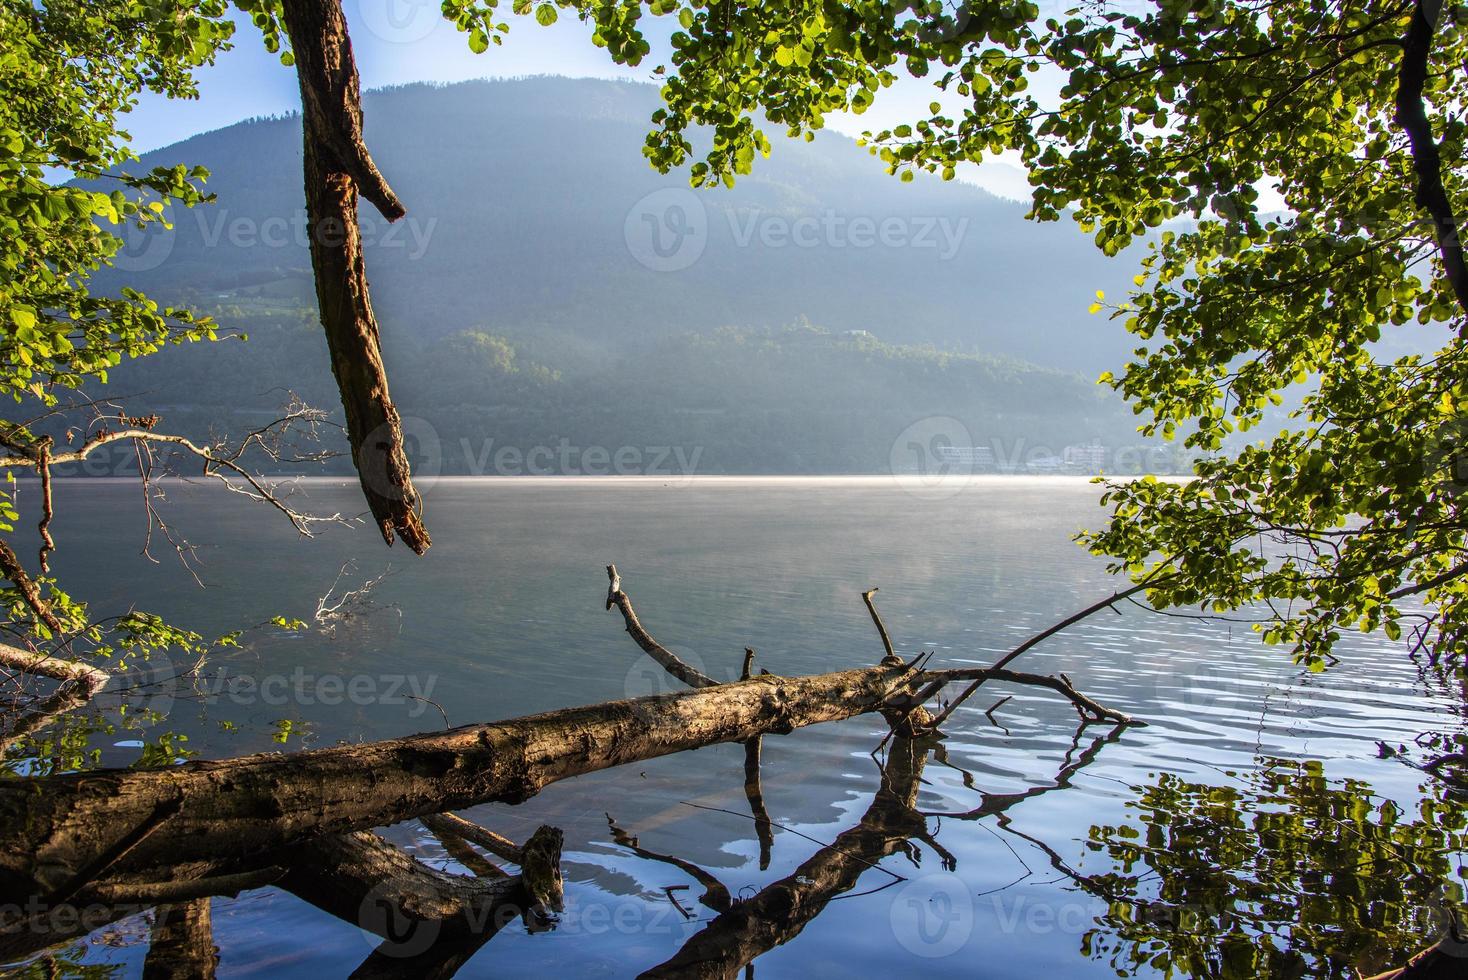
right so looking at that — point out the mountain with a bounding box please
[78,76,1169,477]
[101,76,1141,373]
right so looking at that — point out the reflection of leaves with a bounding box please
[0,937,127,977]
[1079,760,1468,978]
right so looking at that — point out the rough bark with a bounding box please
[0,665,926,902]
[0,541,63,633]
[278,0,429,553]
[0,643,108,695]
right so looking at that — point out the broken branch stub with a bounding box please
[278,0,428,553]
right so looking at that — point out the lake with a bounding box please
[4,477,1464,978]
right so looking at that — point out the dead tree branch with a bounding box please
[278,0,429,553]
[606,564,718,688]
[0,642,108,695]
[0,539,62,633]
[862,588,899,664]
[925,580,1156,730]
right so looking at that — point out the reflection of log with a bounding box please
[279,826,562,979]
[638,737,931,979]
[422,818,508,879]
[743,738,774,870]
[607,814,732,913]
[0,643,111,748]
[421,812,523,865]
[141,899,218,980]
[1363,928,1468,979]
[278,0,428,554]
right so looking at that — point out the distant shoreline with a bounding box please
[23,473,1189,485]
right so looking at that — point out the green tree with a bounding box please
[0,0,317,769]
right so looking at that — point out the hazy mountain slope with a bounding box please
[101,76,1141,373]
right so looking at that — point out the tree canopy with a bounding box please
[465,0,1468,665]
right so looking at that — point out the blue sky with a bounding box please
[126,0,1035,199]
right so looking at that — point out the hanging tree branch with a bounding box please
[277,0,430,554]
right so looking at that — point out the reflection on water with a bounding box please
[1,478,1465,977]
[1073,761,1468,979]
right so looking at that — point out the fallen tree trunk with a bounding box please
[0,566,1139,961]
[0,664,928,902]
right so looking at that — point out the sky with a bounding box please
[126,0,1037,200]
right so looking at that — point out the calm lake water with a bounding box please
[4,477,1465,978]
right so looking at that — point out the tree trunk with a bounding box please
[0,665,925,902]
[278,0,429,553]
